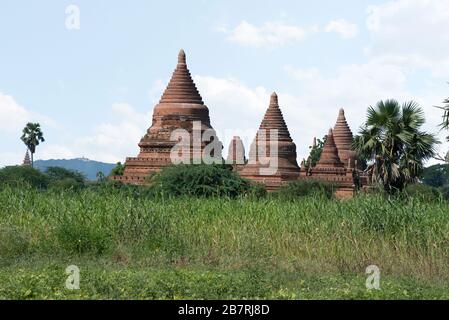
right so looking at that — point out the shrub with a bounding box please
[45,166,85,184]
[48,178,85,192]
[440,185,449,201]
[0,166,49,189]
[110,162,125,176]
[273,180,335,200]
[148,164,252,198]
[246,183,267,199]
[420,164,449,188]
[404,183,442,202]
[0,225,29,265]
[45,167,86,191]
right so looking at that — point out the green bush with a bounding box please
[404,183,442,202]
[440,185,449,201]
[246,183,267,199]
[45,167,86,191]
[48,178,85,192]
[0,225,30,265]
[273,180,335,200]
[110,162,125,176]
[45,166,85,184]
[0,166,49,189]
[420,164,449,188]
[148,164,252,198]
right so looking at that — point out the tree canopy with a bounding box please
[354,100,439,193]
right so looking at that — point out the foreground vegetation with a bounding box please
[0,185,448,299]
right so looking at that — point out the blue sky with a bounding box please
[1,0,448,166]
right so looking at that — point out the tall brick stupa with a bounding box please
[333,108,356,167]
[113,50,222,184]
[240,93,300,190]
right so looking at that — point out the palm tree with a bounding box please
[354,100,438,193]
[438,97,449,133]
[20,123,45,167]
[437,96,449,162]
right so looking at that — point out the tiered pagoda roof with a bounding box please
[159,50,204,105]
[113,50,222,184]
[315,129,344,169]
[22,150,31,167]
[333,108,354,166]
[240,93,299,189]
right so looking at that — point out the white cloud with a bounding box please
[21,102,152,164]
[0,93,34,133]
[71,103,152,163]
[0,152,23,167]
[194,75,271,154]
[325,19,359,39]
[196,68,403,162]
[366,0,449,76]
[284,62,449,164]
[38,145,75,160]
[282,61,409,161]
[0,92,60,167]
[0,92,58,134]
[223,20,319,48]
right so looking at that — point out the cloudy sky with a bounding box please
[1,0,448,167]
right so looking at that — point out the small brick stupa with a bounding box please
[227,136,246,166]
[22,150,31,167]
[301,129,355,198]
[113,50,222,184]
[333,108,356,168]
[240,93,300,190]
[315,129,345,169]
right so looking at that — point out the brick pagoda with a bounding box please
[112,50,222,184]
[300,128,356,198]
[112,50,367,197]
[239,93,300,190]
[22,150,31,167]
[333,108,356,168]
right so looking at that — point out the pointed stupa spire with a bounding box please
[178,49,186,64]
[258,92,292,141]
[159,49,203,104]
[245,93,299,170]
[315,129,344,168]
[333,108,354,164]
[22,150,31,166]
[270,92,278,106]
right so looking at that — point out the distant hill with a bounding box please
[34,158,116,181]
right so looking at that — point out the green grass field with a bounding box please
[0,187,448,299]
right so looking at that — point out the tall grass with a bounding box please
[0,186,447,284]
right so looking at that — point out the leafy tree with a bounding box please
[404,183,442,203]
[420,164,449,188]
[436,95,449,162]
[438,96,449,136]
[20,123,45,167]
[110,162,125,176]
[45,166,85,184]
[354,100,439,193]
[0,166,49,189]
[303,136,326,170]
[96,171,106,182]
[148,164,252,198]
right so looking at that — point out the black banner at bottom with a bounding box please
[1,300,446,318]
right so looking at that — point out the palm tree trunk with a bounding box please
[31,151,34,168]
